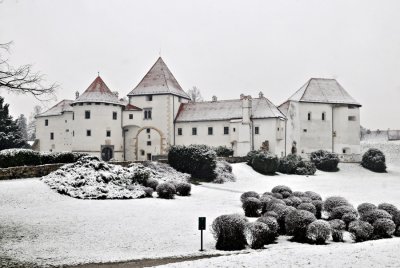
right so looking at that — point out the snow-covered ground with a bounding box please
[1,141,400,267]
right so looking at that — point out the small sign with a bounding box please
[198,217,206,230]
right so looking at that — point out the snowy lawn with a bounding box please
[1,159,400,266]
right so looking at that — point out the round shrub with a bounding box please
[278,154,302,174]
[251,152,279,175]
[244,222,270,249]
[211,214,248,250]
[306,220,331,244]
[295,161,317,176]
[246,150,260,166]
[311,200,324,219]
[293,191,307,198]
[342,213,358,228]
[262,192,273,197]
[143,187,154,197]
[243,197,262,217]
[357,203,377,216]
[285,209,317,241]
[377,203,398,217]
[0,149,41,168]
[214,146,234,157]
[324,196,350,213]
[305,191,322,201]
[297,203,317,215]
[156,182,176,199]
[330,206,357,220]
[240,191,260,203]
[300,196,312,204]
[272,193,283,199]
[281,191,292,198]
[287,196,302,208]
[272,205,296,234]
[257,216,279,243]
[361,148,386,172]
[265,199,286,212]
[260,195,273,213]
[271,185,293,195]
[329,219,346,242]
[360,209,392,224]
[144,178,159,190]
[264,211,279,218]
[175,182,191,196]
[349,220,374,242]
[373,218,396,238]
[310,150,339,171]
[283,198,294,207]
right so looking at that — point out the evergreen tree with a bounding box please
[0,96,27,150]
[16,114,28,141]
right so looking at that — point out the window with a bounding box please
[192,127,197,135]
[178,97,182,102]
[144,108,152,120]
[129,114,133,120]
[113,112,117,120]
[233,128,236,132]
[178,128,182,135]
[73,131,74,137]
[65,120,67,123]
[95,103,100,105]
[322,112,326,121]
[348,116,356,121]
[146,128,151,133]
[303,129,307,132]
[45,119,48,126]
[50,132,54,140]
[224,127,229,135]
[255,126,259,135]
[105,103,109,106]
[87,102,92,105]
[79,103,83,106]
[106,130,111,137]
[147,141,152,146]
[66,129,69,132]
[73,113,74,120]
[140,150,145,156]
[208,127,213,135]
[147,153,152,161]
[85,110,91,119]
[146,95,153,101]
[86,130,91,136]
[308,112,312,121]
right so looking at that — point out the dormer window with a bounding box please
[146,95,153,101]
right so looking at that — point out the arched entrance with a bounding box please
[135,126,165,161]
[101,145,114,161]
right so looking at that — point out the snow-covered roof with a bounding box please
[73,76,124,106]
[287,78,361,106]
[128,57,190,99]
[36,100,73,117]
[175,97,286,122]
[124,104,142,111]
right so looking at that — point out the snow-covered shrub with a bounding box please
[360,209,392,224]
[41,152,87,165]
[143,187,154,197]
[281,191,292,198]
[264,211,278,219]
[174,182,191,196]
[260,195,273,213]
[342,213,358,229]
[349,220,374,242]
[272,193,283,199]
[306,220,331,244]
[393,211,400,237]
[168,145,217,181]
[211,214,248,251]
[297,203,317,215]
[251,152,279,175]
[156,182,176,199]
[285,209,316,241]
[357,203,377,216]
[256,216,279,243]
[305,191,322,201]
[214,146,234,157]
[323,196,350,213]
[240,191,260,203]
[310,150,339,172]
[287,196,302,208]
[311,200,324,219]
[300,196,313,203]
[213,160,236,183]
[293,191,307,198]
[373,218,396,238]
[0,149,41,168]
[274,205,297,234]
[264,199,286,212]
[377,203,398,217]
[246,150,260,166]
[295,161,317,176]
[283,198,294,207]
[140,161,191,183]
[361,148,386,173]
[271,185,293,195]
[278,154,302,174]
[243,197,262,217]
[144,178,159,190]
[329,219,346,242]
[330,206,357,220]
[244,222,270,249]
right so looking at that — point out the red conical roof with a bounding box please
[74,76,123,105]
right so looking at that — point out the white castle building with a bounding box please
[35,57,361,161]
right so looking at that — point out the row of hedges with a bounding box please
[0,149,88,168]
[211,185,400,250]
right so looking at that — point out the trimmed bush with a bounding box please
[144,178,159,191]
[251,152,279,175]
[295,161,317,176]
[214,146,234,157]
[305,191,322,201]
[297,203,317,215]
[287,196,302,208]
[349,220,374,242]
[260,195,273,213]
[357,203,377,216]
[156,182,176,199]
[285,209,317,241]
[271,185,293,195]
[281,191,292,198]
[175,182,191,196]
[360,209,392,224]
[293,191,307,198]
[257,216,279,243]
[168,145,217,181]
[373,218,396,238]
[272,193,283,199]
[244,222,270,249]
[211,214,248,250]
[246,150,260,166]
[143,187,154,197]
[361,148,386,173]
[264,199,286,212]
[310,150,339,171]
[300,196,313,203]
[283,198,294,207]
[242,197,262,217]
[278,154,302,174]
[273,205,296,234]
[342,213,358,229]
[240,191,260,203]
[214,160,236,183]
[324,196,350,213]
[377,203,398,217]
[264,211,278,219]
[330,206,357,220]
[329,219,346,242]
[306,220,331,244]
[311,200,324,219]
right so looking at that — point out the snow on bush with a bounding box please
[329,219,346,242]
[330,205,358,220]
[305,191,322,201]
[278,154,302,174]
[141,161,190,183]
[271,185,293,195]
[342,213,358,228]
[256,216,279,243]
[273,205,296,235]
[306,220,331,244]
[251,152,279,175]
[297,203,317,215]
[357,203,377,216]
[287,196,302,208]
[360,209,392,224]
[240,191,260,203]
[244,222,270,249]
[310,150,339,172]
[311,200,324,219]
[295,161,317,176]
[349,220,374,242]
[246,150,259,166]
[373,218,396,238]
[361,148,386,173]
[156,182,176,199]
[323,196,350,213]
[377,203,398,217]
[213,160,236,183]
[214,146,234,157]
[211,214,248,251]
[174,182,191,196]
[293,191,307,198]
[285,209,316,241]
[242,197,262,217]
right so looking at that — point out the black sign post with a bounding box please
[198,217,206,251]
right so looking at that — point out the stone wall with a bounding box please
[0,163,64,180]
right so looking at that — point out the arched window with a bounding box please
[322,112,326,121]
[307,112,312,121]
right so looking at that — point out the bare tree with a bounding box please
[186,86,203,102]
[27,105,43,140]
[0,42,57,100]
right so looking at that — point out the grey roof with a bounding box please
[128,57,190,99]
[287,78,361,106]
[73,76,124,105]
[175,97,286,122]
[37,100,73,117]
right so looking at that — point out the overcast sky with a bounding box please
[1,0,399,129]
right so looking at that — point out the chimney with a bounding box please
[212,95,217,102]
[259,91,264,98]
[113,91,119,98]
[75,91,80,99]
[242,95,252,124]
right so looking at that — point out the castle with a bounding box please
[35,57,361,162]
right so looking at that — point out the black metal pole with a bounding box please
[200,230,204,251]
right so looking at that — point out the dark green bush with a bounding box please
[295,161,317,175]
[323,196,350,213]
[272,193,283,199]
[246,150,260,166]
[240,191,260,203]
[329,219,346,242]
[143,187,154,197]
[168,145,217,181]
[297,203,317,215]
[305,191,322,201]
[156,182,176,199]
[211,214,248,250]
[342,213,358,229]
[361,148,386,173]
[285,209,316,241]
[214,146,234,157]
[274,205,297,235]
[256,216,279,243]
[144,178,159,190]
[373,218,395,238]
[287,196,302,208]
[300,196,313,203]
[174,182,191,196]
[349,220,374,242]
[330,205,357,220]
[357,203,377,216]
[360,209,392,224]
[251,152,279,175]
[311,200,324,219]
[377,203,398,217]
[293,191,307,198]
[278,154,302,174]
[271,185,293,195]
[306,220,331,244]
[242,197,262,217]
[310,150,339,171]
[244,222,270,249]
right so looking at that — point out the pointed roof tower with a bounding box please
[128,57,190,99]
[73,76,124,105]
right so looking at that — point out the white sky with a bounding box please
[1,0,399,129]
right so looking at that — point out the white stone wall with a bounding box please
[252,118,285,157]
[333,105,361,154]
[36,113,73,152]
